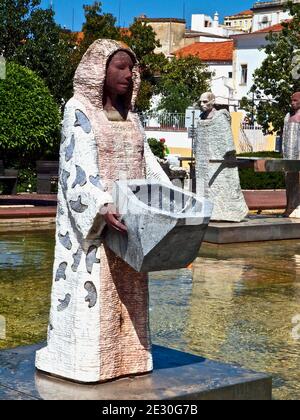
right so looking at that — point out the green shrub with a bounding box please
[148,138,165,159]
[238,152,282,159]
[237,152,285,190]
[0,62,61,166]
[17,168,37,193]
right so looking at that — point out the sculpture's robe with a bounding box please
[283,113,300,217]
[36,40,170,383]
[195,109,248,222]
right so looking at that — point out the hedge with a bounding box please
[237,152,285,190]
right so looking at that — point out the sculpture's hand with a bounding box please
[224,150,236,160]
[102,204,127,234]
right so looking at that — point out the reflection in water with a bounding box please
[1,231,300,399]
[187,243,300,400]
[0,231,54,350]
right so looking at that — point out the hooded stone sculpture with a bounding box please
[194,93,248,222]
[282,92,300,218]
[35,39,170,383]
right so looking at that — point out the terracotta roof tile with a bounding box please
[120,28,131,37]
[227,10,254,17]
[173,41,233,62]
[234,10,254,16]
[74,31,84,43]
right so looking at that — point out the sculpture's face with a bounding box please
[200,94,215,112]
[105,51,134,96]
[291,93,300,112]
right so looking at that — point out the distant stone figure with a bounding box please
[194,92,248,222]
[35,39,170,383]
[282,92,300,217]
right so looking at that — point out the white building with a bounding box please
[184,30,230,44]
[232,19,287,108]
[223,9,253,32]
[251,0,299,32]
[173,41,235,108]
[191,12,244,37]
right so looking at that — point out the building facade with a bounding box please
[251,0,299,31]
[191,12,244,37]
[173,41,234,108]
[138,17,186,56]
[223,10,253,32]
[232,23,283,108]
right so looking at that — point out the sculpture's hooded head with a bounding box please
[74,39,141,112]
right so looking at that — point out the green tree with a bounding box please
[0,1,76,103]
[14,8,76,103]
[158,55,211,113]
[123,19,167,111]
[123,19,161,64]
[73,1,120,66]
[243,1,300,133]
[0,63,61,166]
[0,0,40,58]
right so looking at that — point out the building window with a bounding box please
[228,72,233,79]
[260,15,270,28]
[241,64,248,85]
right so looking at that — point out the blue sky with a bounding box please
[40,0,254,31]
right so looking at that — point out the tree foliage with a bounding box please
[72,1,121,68]
[14,8,76,103]
[147,138,166,159]
[0,0,40,58]
[158,56,211,113]
[243,1,300,133]
[0,63,61,164]
[0,0,76,103]
[123,19,167,111]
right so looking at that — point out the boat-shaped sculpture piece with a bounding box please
[104,180,213,272]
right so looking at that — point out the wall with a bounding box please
[191,14,213,32]
[233,34,268,102]
[252,9,290,32]
[223,16,253,32]
[209,63,233,106]
[145,130,191,150]
[144,20,186,55]
[183,36,229,47]
[191,14,244,36]
[231,112,244,150]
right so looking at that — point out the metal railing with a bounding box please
[139,112,186,130]
[241,123,263,131]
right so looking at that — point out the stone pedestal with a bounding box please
[204,216,300,244]
[0,344,272,400]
